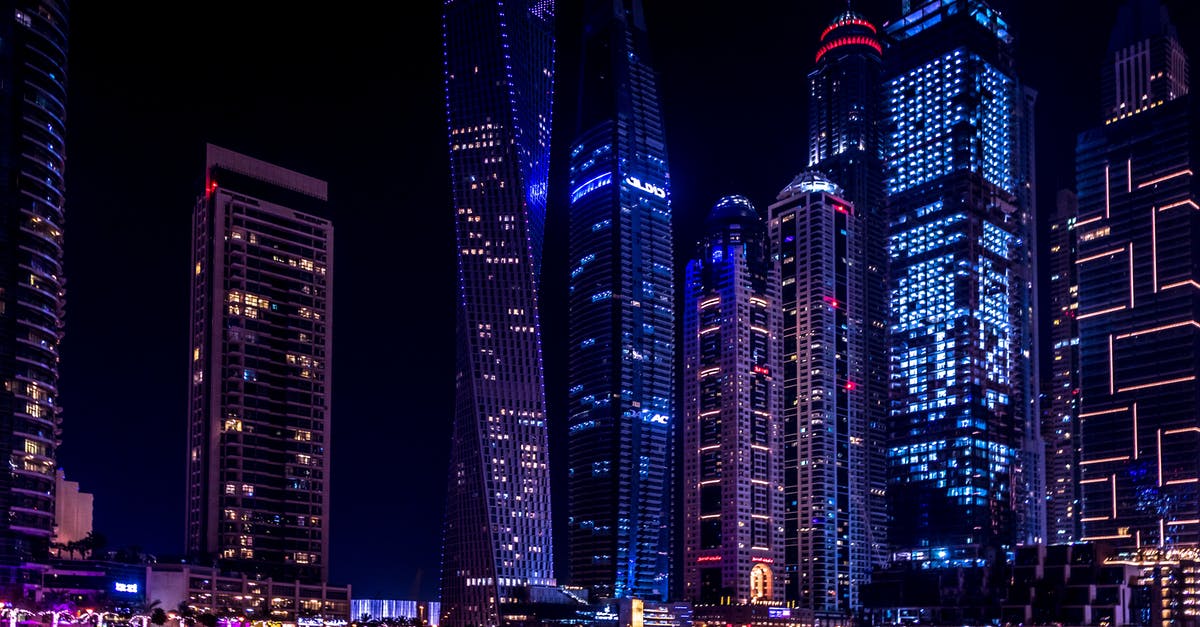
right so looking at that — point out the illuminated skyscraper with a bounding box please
[1075,0,1199,549]
[683,196,784,605]
[0,0,67,587]
[440,1,557,626]
[794,10,888,611]
[1045,190,1080,542]
[882,0,1041,565]
[186,145,332,583]
[769,173,871,612]
[566,0,673,601]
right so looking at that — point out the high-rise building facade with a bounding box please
[683,196,784,605]
[0,0,67,584]
[1075,0,1199,549]
[799,10,888,610]
[1045,190,1080,543]
[769,173,869,612]
[440,2,557,626]
[565,0,673,601]
[882,0,1041,564]
[186,145,332,583]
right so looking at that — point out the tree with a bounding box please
[150,609,168,627]
[77,531,107,559]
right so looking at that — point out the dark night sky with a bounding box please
[57,0,1198,603]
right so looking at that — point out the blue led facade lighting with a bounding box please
[883,0,1041,565]
[884,49,1015,196]
[566,0,674,601]
[441,2,557,626]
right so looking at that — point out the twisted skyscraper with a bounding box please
[566,0,674,601]
[440,2,557,626]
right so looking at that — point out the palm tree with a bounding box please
[77,531,107,559]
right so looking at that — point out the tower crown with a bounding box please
[779,171,844,199]
[816,11,881,63]
[706,195,760,230]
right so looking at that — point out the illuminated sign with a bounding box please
[642,411,670,425]
[768,608,792,619]
[751,556,774,564]
[114,582,138,593]
[752,365,770,376]
[696,555,722,563]
[623,176,667,198]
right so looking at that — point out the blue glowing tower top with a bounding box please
[566,0,674,601]
[440,2,557,626]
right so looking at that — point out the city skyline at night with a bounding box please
[36,0,1200,607]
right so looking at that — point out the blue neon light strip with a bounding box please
[570,172,613,204]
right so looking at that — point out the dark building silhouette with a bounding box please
[1074,0,1200,549]
[186,144,332,583]
[0,0,68,592]
[440,1,558,626]
[565,0,674,601]
[1045,189,1081,543]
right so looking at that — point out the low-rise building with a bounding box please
[148,563,350,624]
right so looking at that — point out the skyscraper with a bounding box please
[566,0,673,601]
[882,0,1041,564]
[682,196,784,605]
[769,173,870,612]
[0,0,67,587]
[798,9,888,610]
[1045,189,1080,543]
[1075,0,1198,549]
[186,144,332,583]
[440,2,557,626]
